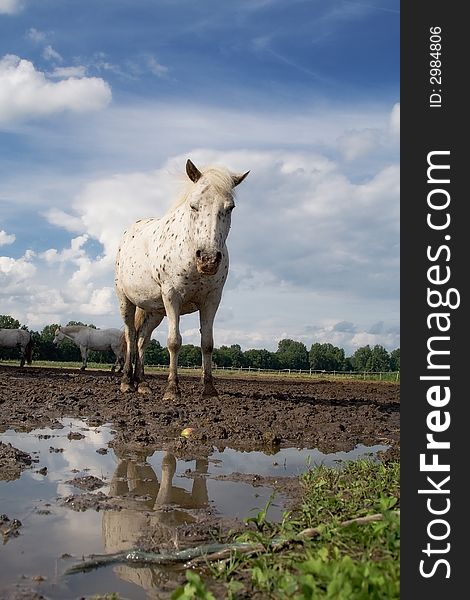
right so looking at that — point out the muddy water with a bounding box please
[0,419,387,599]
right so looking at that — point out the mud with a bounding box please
[0,441,37,481]
[0,365,399,458]
[0,364,399,599]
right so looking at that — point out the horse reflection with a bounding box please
[102,450,209,593]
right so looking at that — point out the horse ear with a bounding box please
[186,159,202,183]
[232,171,250,187]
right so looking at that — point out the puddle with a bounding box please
[0,419,387,599]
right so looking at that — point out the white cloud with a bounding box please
[147,55,169,77]
[79,287,115,315]
[26,27,47,43]
[0,229,16,246]
[0,54,112,124]
[49,65,88,79]
[0,251,37,291]
[0,0,23,15]
[337,128,379,161]
[42,44,63,62]
[45,208,85,233]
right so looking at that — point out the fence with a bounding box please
[146,364,400,382]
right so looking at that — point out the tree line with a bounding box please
[0,315,400,372]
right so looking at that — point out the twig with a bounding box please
[64,510,399,574]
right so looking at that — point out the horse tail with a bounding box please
[25,334,33,365]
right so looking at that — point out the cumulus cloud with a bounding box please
[0,229,16,246]
[0,251,36,292]
[0,0,23,15]
[0,54,112,124]
[337,128,379,161]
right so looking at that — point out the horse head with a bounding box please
[52,327,64,346]
[185,159,249,276]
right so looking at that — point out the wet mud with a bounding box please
[0,365,399,457]
[0,364,399,599]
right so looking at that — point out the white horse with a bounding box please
[115,158,249,399]
[0,328,33,367]
[53,326,126,372]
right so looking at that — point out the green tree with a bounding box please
[67,320,96,328]
[390,348,400,371]
[213,344,245,368]
[244,348,279,370]
[145,339,169,365]
[0,315,21,329]
[309,343,345,371]
[368,345,391,372]
[276,339,309,370]
[179,344,202,366]
[351,345,372,371]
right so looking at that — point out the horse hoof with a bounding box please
[163,389,181,401]
[120,382,135,393]
[202,384,219,398]
[137,384,151,395]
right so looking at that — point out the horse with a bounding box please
[0,328,33,367]
[53,326,126,372]
[115,158,249,399]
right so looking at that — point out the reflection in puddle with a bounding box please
[0,419,388,599]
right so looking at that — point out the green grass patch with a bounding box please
[172,460,400,599]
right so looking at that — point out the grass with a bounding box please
[171,460,400,599]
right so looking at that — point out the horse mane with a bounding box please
[169,165,234,211]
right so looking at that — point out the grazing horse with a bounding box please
[0,328,33,367]
[115,158,249,399]
[53,326,126,372]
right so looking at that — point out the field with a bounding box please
[0,364,399,598]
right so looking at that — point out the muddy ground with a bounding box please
[0,364,399,459]
[0,364,399,599]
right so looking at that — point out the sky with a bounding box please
[0,0,399,356]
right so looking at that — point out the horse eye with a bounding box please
[190,202,199,211]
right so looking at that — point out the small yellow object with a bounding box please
[180,427,194,438]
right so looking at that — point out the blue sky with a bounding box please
[0,0,399,355]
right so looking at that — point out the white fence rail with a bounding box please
[146,364,400,381]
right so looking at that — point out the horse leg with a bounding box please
[135,310,164,395]
[80,346,87,371]
[19,346,25,368]
[162,292,182,400]
[199,297,220,397]
[118,296,137,393]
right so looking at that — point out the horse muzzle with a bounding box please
[196,250,222,275]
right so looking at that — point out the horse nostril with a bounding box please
[216,252,222,261]
[196,250,202,258]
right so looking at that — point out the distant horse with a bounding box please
[0,328,33,367]
[115,158,249,399]
[53,326,126,372]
